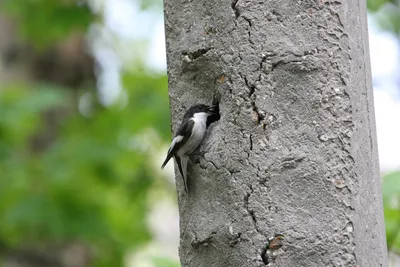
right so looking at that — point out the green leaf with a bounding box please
[1,0,93,47]
[153,257,181,267]
[382,171,400,253]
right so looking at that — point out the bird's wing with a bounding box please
[176,118,195,138]
[161,135,182,169]
[161,119,194,169]
[175,155,189,193]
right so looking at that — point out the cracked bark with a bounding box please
[163,0,387,266]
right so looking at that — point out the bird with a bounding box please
[161,104,220,193]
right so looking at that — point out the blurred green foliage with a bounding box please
[367,0,400,256]
[367,0,397,11]
[2,0,93,47]
[367,0,400,34]
[138,0,164,11]
[382,171,400,254]
[0,75,170,266]
[0,0,173,266]
[152,257,181,267]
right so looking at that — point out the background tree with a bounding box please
[164,0,388,266]
[0,1,172,266]
[366,0,400,261]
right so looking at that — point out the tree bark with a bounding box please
[164,0,387,266]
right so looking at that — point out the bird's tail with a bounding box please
[176,155,189,194]
[161,153,173,169]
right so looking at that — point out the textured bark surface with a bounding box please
[163,0,387,266]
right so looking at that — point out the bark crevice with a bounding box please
[231,0,240,18]
[182,47,213,61]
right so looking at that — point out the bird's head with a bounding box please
[187,104,213,114]
[185,104,217,117]
[184,104,220,127]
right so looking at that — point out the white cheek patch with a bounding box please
[192,112,208,124]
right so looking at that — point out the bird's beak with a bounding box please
[208,105,217,113]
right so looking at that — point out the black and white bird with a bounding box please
[161,104,220,193]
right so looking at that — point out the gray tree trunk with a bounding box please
[163,0,388,266]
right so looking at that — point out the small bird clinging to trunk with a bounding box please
[161,104,220,193]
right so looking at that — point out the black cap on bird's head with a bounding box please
[208,104,219,114]
[183,104,220,127]
[184,104,217,117]
[186,104,213,115]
